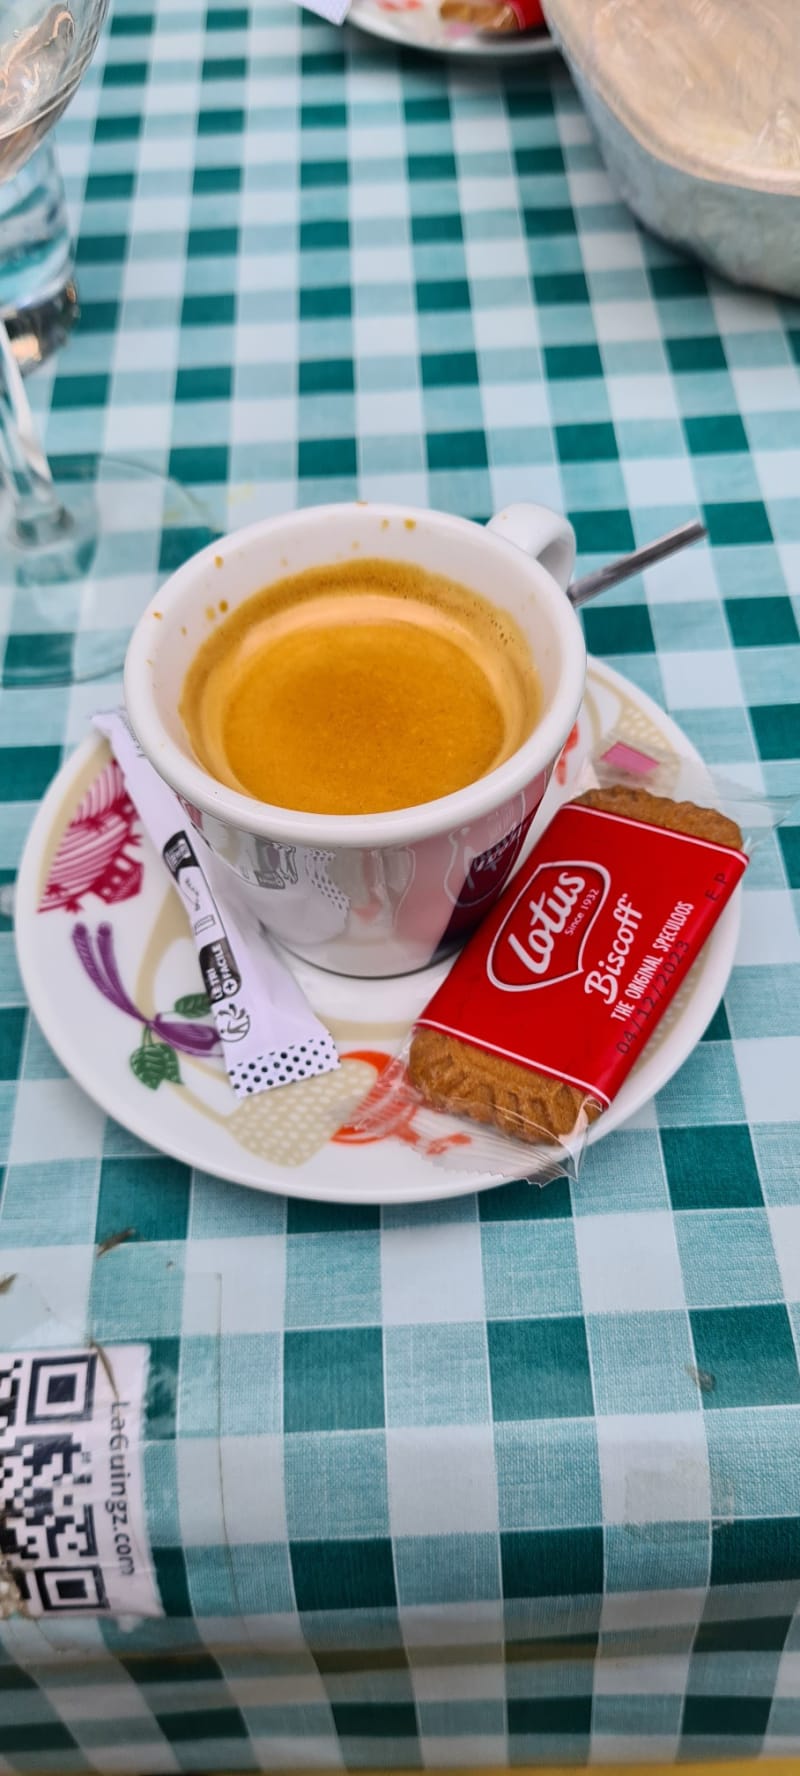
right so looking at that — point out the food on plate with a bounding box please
[439,0,545,32]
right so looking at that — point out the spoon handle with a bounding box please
[567,519,707,609]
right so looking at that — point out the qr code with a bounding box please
[14,1564,109,1612]
[0,1351,96,1431]
[0,1355,100,1610]
[0,1347,156,1616]
[0,1433,95,1562]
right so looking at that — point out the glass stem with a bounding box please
[0,317,72,547]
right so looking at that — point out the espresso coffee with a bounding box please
[181,558,541,816]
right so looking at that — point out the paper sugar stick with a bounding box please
[93,709,339,1102]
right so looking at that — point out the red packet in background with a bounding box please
[504,0,545,24]
[439,0,545,31]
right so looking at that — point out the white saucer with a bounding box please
[15,658,740,1206]
[348,0,555,59]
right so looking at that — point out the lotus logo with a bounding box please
[487,860,610,992]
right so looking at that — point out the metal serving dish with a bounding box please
[545,0,800,298]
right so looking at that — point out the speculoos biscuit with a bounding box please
[408,786,743,1143]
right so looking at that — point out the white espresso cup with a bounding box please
[124,501,585,977]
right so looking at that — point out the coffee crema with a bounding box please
[180,558,541,816]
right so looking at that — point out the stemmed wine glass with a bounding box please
[0,0,216,684]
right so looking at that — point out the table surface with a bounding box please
[1,1,800,1770]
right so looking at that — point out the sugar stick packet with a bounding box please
[93,709,339,1102]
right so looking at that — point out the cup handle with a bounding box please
[487,503,576,592]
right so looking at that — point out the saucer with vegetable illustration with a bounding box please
[16,657,740,1206]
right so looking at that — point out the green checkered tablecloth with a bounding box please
[1,0,800,1769]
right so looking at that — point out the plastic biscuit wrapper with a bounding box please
[354,740,794,1186]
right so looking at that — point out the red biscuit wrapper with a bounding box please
[439,0,545,32]
[353,766,768,1185]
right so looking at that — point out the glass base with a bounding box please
[0,455,219,685]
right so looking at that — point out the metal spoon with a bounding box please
[567,519,706,609]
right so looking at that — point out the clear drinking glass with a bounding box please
[0,0,216,684]
[0,140,72,324]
